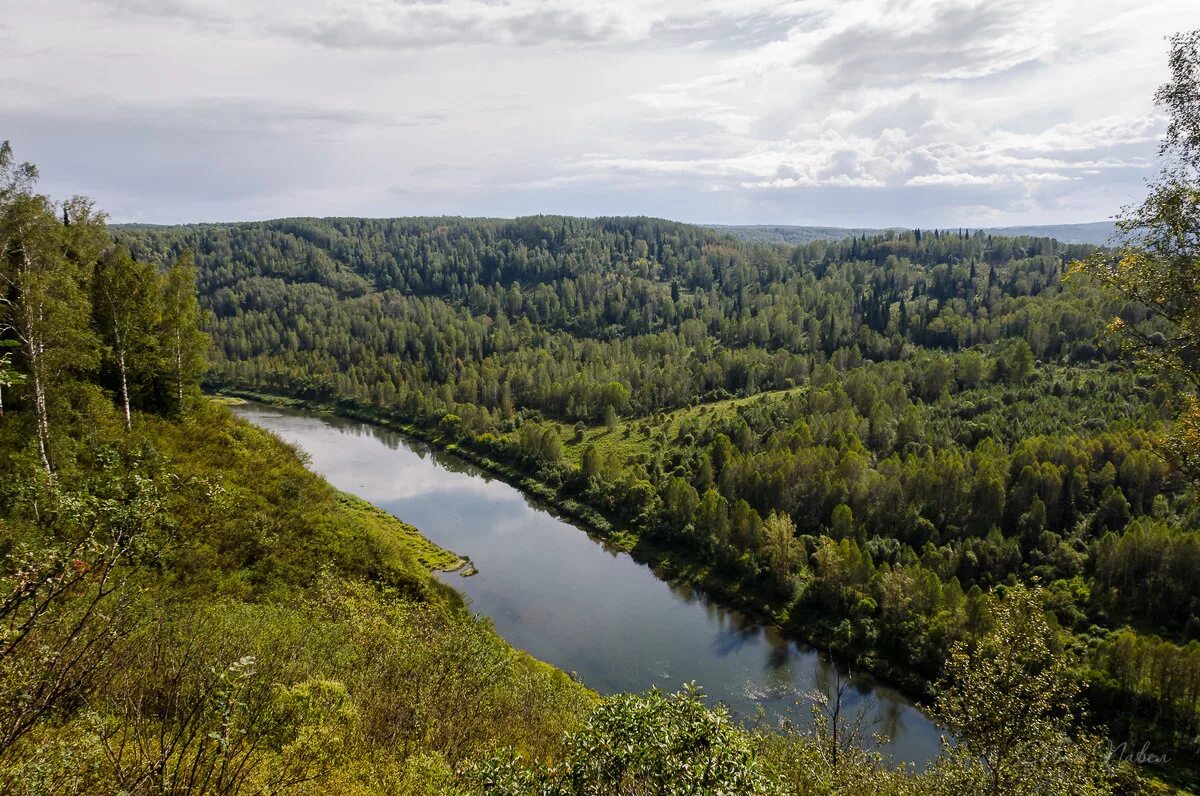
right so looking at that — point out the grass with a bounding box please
[335,490,469,573]
[550,386,808,468]
[208,394,250,406]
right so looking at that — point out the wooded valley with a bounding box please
[3,23,1199,796]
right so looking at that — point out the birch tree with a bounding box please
[159,250,208,414]
[0,143,101,474]
[1071,30,1200,480]
[93,247,159,430]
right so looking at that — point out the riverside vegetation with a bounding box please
[3,29,1199,796]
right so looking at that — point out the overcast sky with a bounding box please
[1,0,1193,226]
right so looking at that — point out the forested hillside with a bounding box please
[0,140,1145,793]
[4,29,1194,795]
[114,202,1199,774]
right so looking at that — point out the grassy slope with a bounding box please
[556,388,804,469]
[1,398,594,791]
[334,491,468,573]
[210,396,470,573]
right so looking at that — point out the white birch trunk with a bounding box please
[118,346,130,431]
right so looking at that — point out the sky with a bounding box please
[1,0,1194,227]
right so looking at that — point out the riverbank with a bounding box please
[224,391,1200,792]
[212,389,932,698]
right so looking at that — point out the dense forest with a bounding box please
[0,141,1145,794]
[109,36,1200,788]
[116,207,1200,761]
[710,221,1117,246]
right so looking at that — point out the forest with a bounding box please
[98,37,1200,790]
[115,209,1200,770]
[107,33,1200,789]
[0,137,1150,794]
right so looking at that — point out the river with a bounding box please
[232,402,945,766]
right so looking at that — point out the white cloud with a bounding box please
[0,0,1191,225]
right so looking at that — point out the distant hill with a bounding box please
[706,224,898,244]
[977,222,1117,245]
[710,221,1117,246]
[115,217,1118,248]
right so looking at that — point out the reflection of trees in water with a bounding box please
[665,581,698,604]
[871,694,904,749]
[709,612,762,658]
[322,410,406,452]
[806,653,908,752]
[322,408,497,478]
[760,628,798,703]
[240,403,504,483]
[763,626,793,671]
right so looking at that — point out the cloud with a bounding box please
[91,0,815,51]
[793,0,1068,86]
[553,0,1176,222]
[7,95,444,134]
[91,0,235,28]
[6,0,1190,225]
[272,3,634,50]
[564,108,1156,196]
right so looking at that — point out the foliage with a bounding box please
[0,143,593,793]
[467,686,779,796]
[1071,30,1200,482]
[935,584,1116,796]
[469,656,1137,796]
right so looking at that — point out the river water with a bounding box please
[233,402,945,766]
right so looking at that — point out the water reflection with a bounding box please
[233,402,945,768]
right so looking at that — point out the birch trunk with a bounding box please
[30,351,50,474]
[175,329,183,409]
[117,345,130,431]
[20,247,52,475]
